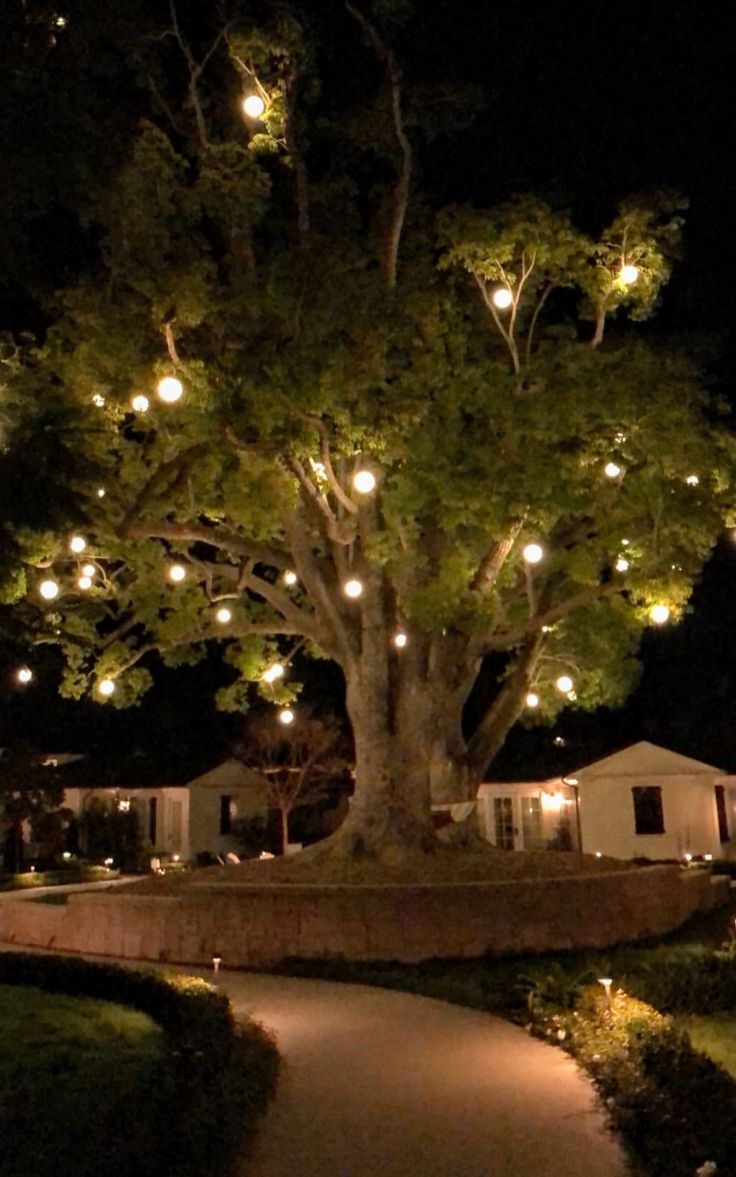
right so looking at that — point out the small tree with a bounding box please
[237,715,348,855]
[0,744,63,873]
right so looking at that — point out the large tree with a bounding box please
[3,4,735,860]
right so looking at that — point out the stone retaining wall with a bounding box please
[0,867,728,966]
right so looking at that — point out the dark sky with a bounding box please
[1,1,735,775]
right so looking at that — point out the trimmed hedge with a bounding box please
[0,952,279,1176]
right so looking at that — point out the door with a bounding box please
[493,797,516,849]
[521,795,545,850]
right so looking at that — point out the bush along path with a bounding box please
[0,952,279,1177]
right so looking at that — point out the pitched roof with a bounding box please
[574,740,724,780]
[185,757,268,791]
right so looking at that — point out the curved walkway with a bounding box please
[217,971,629,1177]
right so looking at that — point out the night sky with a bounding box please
[1,2,735,778]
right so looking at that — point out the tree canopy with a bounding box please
[2,1,735,859]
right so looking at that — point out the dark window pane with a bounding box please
[632,786,664,835]
[715,784,729,843]
[220,794,232,835]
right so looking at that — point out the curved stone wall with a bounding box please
[0,867,728,966]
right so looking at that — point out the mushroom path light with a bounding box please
[39,578,59,601]
[157,376,183,403]
[343,578,363,599]
[492,288,513,310]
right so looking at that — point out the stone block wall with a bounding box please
[0,867,728,967]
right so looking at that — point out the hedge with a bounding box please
[0,952,279,1176]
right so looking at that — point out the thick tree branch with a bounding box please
[483,582,622,652]
[466,632,545,779]
[473,272,520,374]
[471,519,525,592]
[119,518,290,571]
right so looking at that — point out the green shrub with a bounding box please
[0,952,279,1176]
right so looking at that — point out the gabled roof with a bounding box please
[185,757,268,792]
[575,740,724,780]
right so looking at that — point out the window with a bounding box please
[715,785,729,843]
[148,797,157,844]
[632,786,664,835]
[220,794,233,835]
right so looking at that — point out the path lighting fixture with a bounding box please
[704,853,713,862]
[597,977,614,1008]
[343,578,363,599]
[522,543,544,564]
[215,606,232,624]
[78,575,93,590]
[212,955,222,975]
[16,666,33,684]
[69,535,86,554]
[595,851,603,858]
[131,394,150,412]
[683,851,693,863]
[262,663,285,684]
[650,604,670,625]
[353,469,376,494]
[615,557,629,573]
[104,857,114,866]
[168,563,186,583]
[604,461,622,479]
[525,692,540,708]
[393,631,408,649]
[62,851,72,861]
[242,93,265,118]
[278,708,295,726]
[157,375,183,403]
[620,264,639,285]
[39,578,60,601]
[98,678,115,697]
[492,288,513,310]
[555,674,574,694]
[283,570,298,586]
[82,563,96,577]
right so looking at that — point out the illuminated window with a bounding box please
[632,786,664,835]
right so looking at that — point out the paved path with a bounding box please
[213,971,629,1177]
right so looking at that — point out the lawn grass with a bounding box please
[681,1013,736,1078]
[0,982,166,1177]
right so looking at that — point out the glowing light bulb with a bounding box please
[620,264,639,285]
[523,543,544,564]
[157,376,183,403]
[91,393,105,407]
[344,578,363,599]
[604,461,622,478]
[17,666,33,684]
[353,469,376,494]
[525,692,540,708]
[243,93,266,118]
[215,606,232,624]
[262,663,285,684]
[685,474,699,486]
[39,578,59,601]
[69,535,86,553]
[82,564,96,577]
[97,487,106,498]
[278,708,295,726]
[132,394,150,412]
[556,674,574,694]
[168,563,186,583]
[393,632,408,649]
[492,288,513,310]
[78,575,93,590]
[650,604,670,625]
[615,557,629,572]
[98,678,115,696]
[283,570,298,586]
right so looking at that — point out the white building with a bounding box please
[479,741,736,861]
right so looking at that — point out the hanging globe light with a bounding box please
[157,376,183,403]
[131,394,150,412]
[98,678,115,697]
[242,93,266,119]
[262,663,285,684]
[650,604,670,625]
[283,570,298,586]
[16,666,33,684]
[620,264,639,285]
[604,461,622,478]
[344,578,363,599]
[555,674,574,693]
[78,575,93,590]
[492,288,513,309]
[522,543,544,564]
[168,563,186,583]
[215,606,232,624]
[81,564,96,577]
[615,557,629,572]
[39,578,60,601]
[278,708,295,725]
[353,469,376,494]
[393,632,408,649]
[525,692,540,708]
